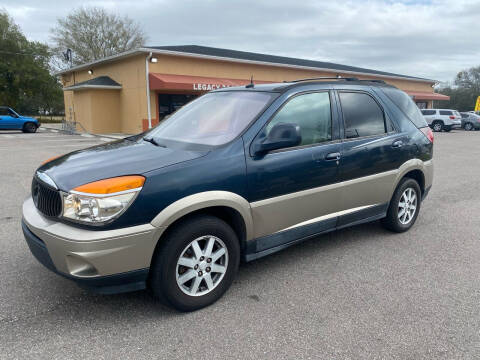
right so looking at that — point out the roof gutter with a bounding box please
[55,47,436,84]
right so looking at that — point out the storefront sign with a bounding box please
[192,83,236,91]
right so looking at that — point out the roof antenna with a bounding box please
[246,75,254,88]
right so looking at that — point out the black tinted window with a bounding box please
[421,110,435,115]
[381,87,428,128]
[266,92,332,146]
[439,110,452,115]
[461,113,469,118]
[339,92,386,138]
[0,108,9,116]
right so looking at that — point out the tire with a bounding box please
[464,122,473,131]
[22,122,37,133]
[381,178,421,233]
[432,121,443,132]
[149,215,240,311]
[444,126,452,132]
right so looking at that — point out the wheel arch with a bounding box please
[393,159,431,196]
[150,191,254,253]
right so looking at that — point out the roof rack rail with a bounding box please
[360,79,386,84]
[285,77,359,83]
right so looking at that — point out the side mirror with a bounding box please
[252,123,301,155]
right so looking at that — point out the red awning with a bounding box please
[149,73,271,91]
[405,91,450,101]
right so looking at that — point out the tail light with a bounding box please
[420,127,434,143]
[449,115,455,119]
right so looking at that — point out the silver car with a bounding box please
[421,109,462,132]
[460,112,480,131]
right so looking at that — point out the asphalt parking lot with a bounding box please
[1,129,479,359]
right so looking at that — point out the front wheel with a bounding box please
[382,178,421,233]
[149,215,240,311]
[22,123,37,133]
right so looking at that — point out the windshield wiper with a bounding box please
[143,136,166,147]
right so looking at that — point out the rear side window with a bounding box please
[461,113,469,118]
[439,110,453,116]
[0,108,9,116]
[339,92,386,138]
[381,87,428,128]
[421,110,435,116]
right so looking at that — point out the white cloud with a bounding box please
[2,0,479,82]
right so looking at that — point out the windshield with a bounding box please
[148,91,276,146]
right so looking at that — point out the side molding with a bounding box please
[150,191,255,240]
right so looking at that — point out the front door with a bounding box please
[0,108,18,129]
[246,91,342,240]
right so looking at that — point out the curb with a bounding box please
[40,126,127,140]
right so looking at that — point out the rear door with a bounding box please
[334,90,407,225]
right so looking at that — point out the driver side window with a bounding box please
[266,92,332,147]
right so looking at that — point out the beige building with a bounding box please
[58,45,449,134]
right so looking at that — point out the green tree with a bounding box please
[51,7,146,67]
[0,11,64,114]
[435,66,480,111]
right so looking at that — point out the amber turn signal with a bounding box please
[73,176,146,194]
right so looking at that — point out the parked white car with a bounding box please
[421,109,462,132]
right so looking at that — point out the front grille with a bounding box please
[31,177,62,217]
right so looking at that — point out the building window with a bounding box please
[158,94,198,120]
[416,102,428,109]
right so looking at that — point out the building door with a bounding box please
[158,94,197,120]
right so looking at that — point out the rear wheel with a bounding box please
[149,215,240,311]
[22,122,37,133]
[443,125,452,132]
[464,122,473,131]
[382,178,421,233]
[432,121,443,132]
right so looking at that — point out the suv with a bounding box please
[460,112,480,131]
[421,108,461,132]
[22,78,434,311]
[0,107,39,133]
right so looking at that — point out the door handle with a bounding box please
[325,152,341,161]
[392,140,403,148]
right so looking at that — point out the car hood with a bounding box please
[37,138,208,191]
[20,116,37,122]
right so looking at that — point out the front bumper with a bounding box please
[22,196,159,294]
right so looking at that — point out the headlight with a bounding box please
[62,175,145,225]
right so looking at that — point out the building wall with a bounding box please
[62,55,147,134]
[62,52,435,134]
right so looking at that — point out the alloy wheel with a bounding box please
[398,187,417,225]
[433,123,442,132]
[465,123,473,131]
[175,235,228,297]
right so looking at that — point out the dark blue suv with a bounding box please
[22,78,433,311]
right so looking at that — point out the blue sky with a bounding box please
[2,0,479,82]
